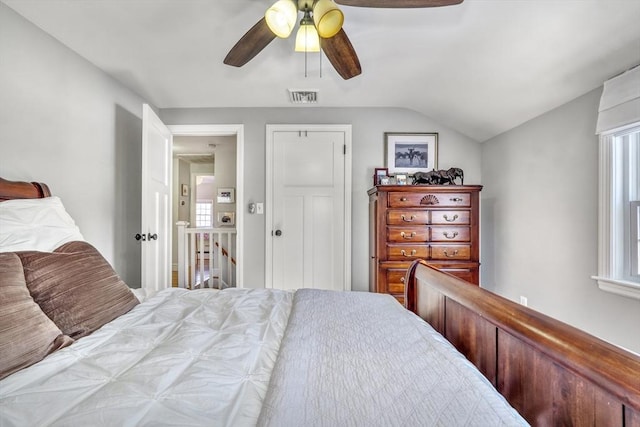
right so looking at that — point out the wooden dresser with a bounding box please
[368,185,482,304]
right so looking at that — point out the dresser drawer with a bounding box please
[430,226,470,242]
[387,210,429,225]
[431,210,470,225]
[387,245,429,260]
[387,269,407,294]
[387,227,429,242]
[388,192,470,208]
[430,245,471,260]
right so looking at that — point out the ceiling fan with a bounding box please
[223,0,464,80]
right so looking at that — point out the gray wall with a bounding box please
[481,88,640,354]
[160,107,482,291]
[212,141,237,227]
[0,4,147,287]
[171,158,192,266]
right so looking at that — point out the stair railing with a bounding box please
[176,221,237,289]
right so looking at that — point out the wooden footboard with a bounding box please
[405,260,640,427]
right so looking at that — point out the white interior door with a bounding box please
[141,104,172,291]
[267,125,351,291]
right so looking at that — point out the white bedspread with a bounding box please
[258,289,529,426]
[0,288,293,427]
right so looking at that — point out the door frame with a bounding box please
[168,124,245,288]
[265,124,352,290]
[141,104,173,292]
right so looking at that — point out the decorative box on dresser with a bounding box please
[368,185,482,305]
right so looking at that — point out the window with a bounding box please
[195,200,213,227]
[617,129,639,282]
[624,132,640,280]
[632,200,640,278]
[594,126,640,297]
[594,65,640,298]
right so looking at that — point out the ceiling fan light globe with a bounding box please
[265,0,298,38]
[313,0,344,38]
[294,24,321,52]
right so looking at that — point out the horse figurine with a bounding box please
[413,168,464,185]
[444,167,464,184]
[413,170,440,185]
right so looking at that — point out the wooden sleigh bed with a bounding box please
[406,261,640,426]
[1,177,639,426]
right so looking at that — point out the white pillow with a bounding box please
[0,196,84,252]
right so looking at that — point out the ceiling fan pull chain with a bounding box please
[319,46,322,78]
[304,41,308,78]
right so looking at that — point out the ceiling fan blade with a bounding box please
[335,0,463,7]
[321,29,362,80]
[224,17,276,67]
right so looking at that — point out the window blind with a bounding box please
[596,65,640,134]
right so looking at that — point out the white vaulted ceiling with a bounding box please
[3,0,640,141]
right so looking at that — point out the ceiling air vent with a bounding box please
[288,89,318,104]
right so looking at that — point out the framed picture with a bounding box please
[395,174,408,185]
[217,188,235,204]
[385,132,438,174]
[217,212,235,226]
[181,184,189,197]
[374,167,389,186]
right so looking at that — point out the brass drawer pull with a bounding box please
[400,249,417,257]
[400,277,405,283]
[443,231,459,239]
[450,197,464,202]
[401,215,415,222]
[443,214,458,222]
[400,231,417,239]
[400,197,408,202]
[443,249,459,258]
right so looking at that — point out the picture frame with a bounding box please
[217,188,235,204]
[217,212,235,226]
[385,132,438,175]
[181,184,189,197]
[374,167,389,186]
[395,174,408,185]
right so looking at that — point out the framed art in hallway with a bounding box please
[217,188,235,204]
[217,212,235,226]
[385,132,438,175]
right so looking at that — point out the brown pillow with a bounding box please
[0,252,73,380]
[18,241,139,339]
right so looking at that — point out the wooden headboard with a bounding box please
[0,177,51,201]
[406,260,640,427]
